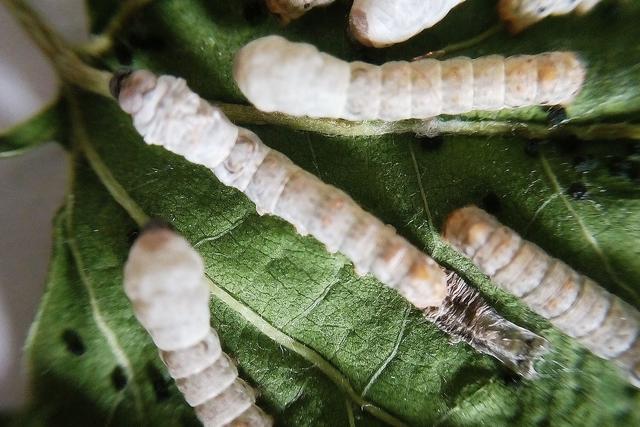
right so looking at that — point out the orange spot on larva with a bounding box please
[538,64,558,84]
[408,257,435,283]
[381,240,405,264]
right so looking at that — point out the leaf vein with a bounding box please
[361,305,411,398]
[540,154,639,304]
[65,205,145,422]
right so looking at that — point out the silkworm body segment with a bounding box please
[117,70,448,308]
[233,36,585,121]
[499,0,603,33]
[350,0,466,47]
[124,228,273,426]
[443,206,640,387]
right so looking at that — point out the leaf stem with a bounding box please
[67,90,149,226]
[2,0,111,97]
[413,23,504,60]
[220,103,640,141]
[81,0,153,56]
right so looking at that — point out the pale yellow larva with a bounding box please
[349,0,467,47]
[113,70,550,377]
[114,69,448,309]
[443,206,640,388]
[233,36,585,121]
[265,0,335,23]
[499,0,604,33]
[123,226,273,426]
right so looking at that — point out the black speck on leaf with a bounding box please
[566,182,588,200]
[482,192,501,214]
[61,329,85,356]
[111,366,128,391]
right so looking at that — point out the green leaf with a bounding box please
[18,0,640,425]
[0,99,68,157]
[26,86,639,425]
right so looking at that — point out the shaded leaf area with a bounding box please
[26,88,638,426]
[85,0,119,34]
[0,99,68,157]
[107,0,640,124]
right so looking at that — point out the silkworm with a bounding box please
[443,206,640,387]
[113,70,549,377]
[265,0,335,23]
[123,225,273,426]
[233,36,585,121]
[349,0,466,47]
[114,69,448,309]
[499,0,604,33]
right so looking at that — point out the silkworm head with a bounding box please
[112,69,159,115]
[124,227,205,302]
[349,7,374,47]
[265,0,304,23]
[109,68,133,99]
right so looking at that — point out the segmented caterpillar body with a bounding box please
[443,206,640,387]
[114,70,550,377]
[499,0,603,33]
[116,70,448,309]
[265,0,335,23]
[233,36,585,121]
[124,227,273,426]
[349,0,466,47]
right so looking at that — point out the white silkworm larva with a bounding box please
[233,36,586,121]
[443,206,640,388]
[499,0,604,33]
[123,225,273,426]
[112,70,551,377]
[349,0,467,47]
[265,0,335,23]
[113,69,448,309]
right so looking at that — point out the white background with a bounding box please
[0,0,89,409]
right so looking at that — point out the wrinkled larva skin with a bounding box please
[117,70,448,308]
[443,206,640,388]
[349,0,466,47]
[265,0,335,23]
[233,36,586,121]
[124,228,273,426]
[499,0,603,33]
[425,272,549,379]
